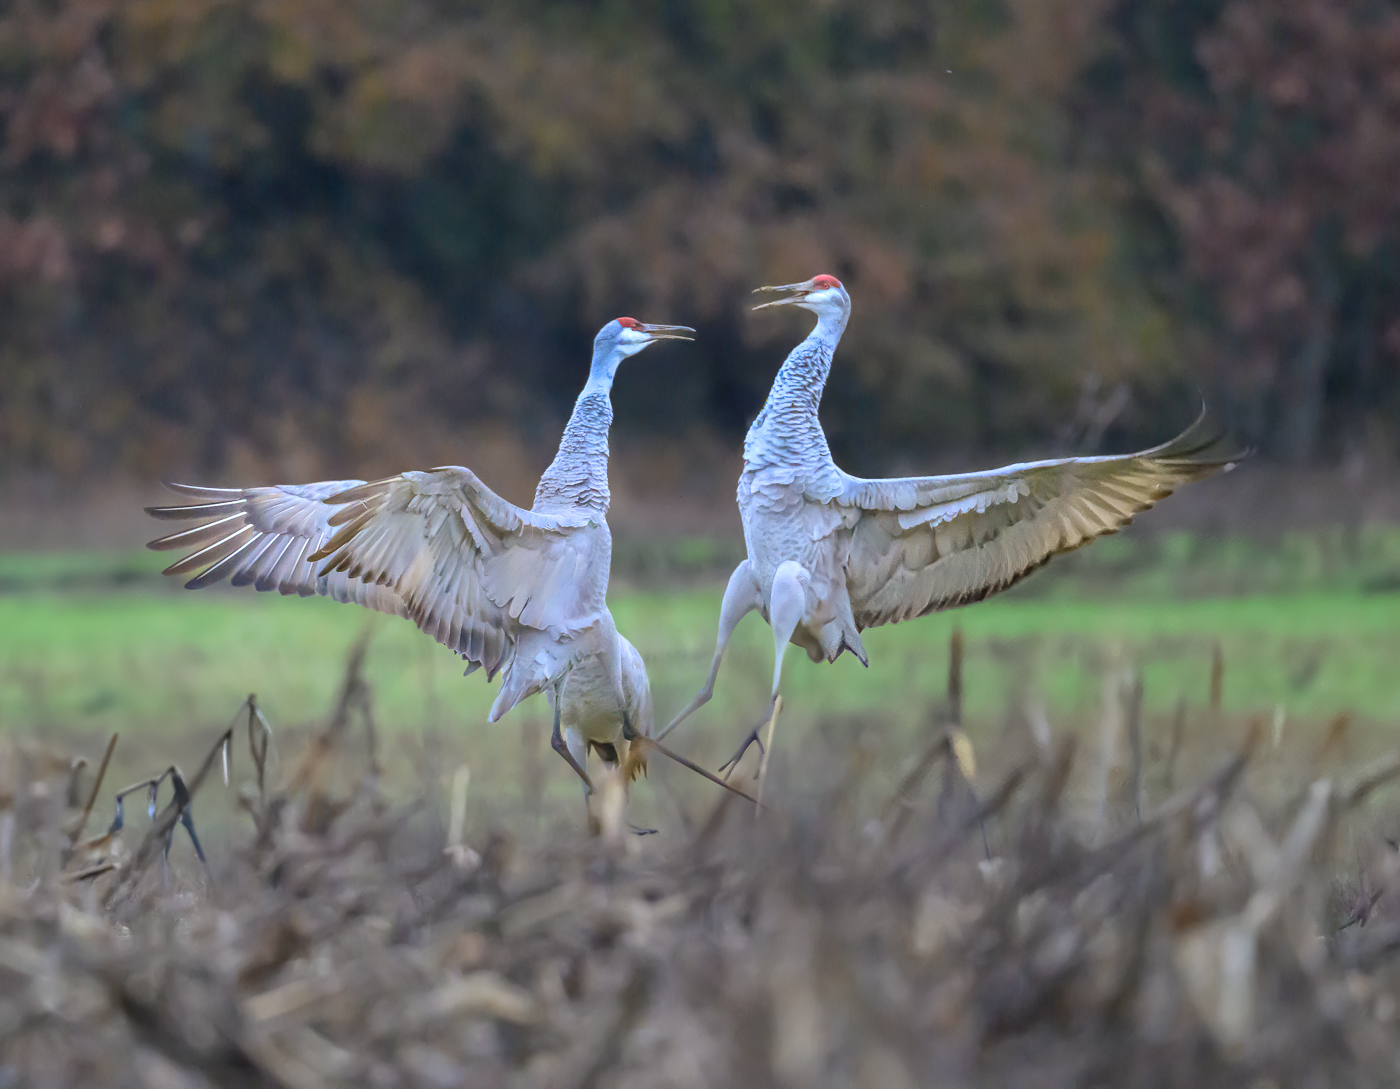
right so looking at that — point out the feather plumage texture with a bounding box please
[146,481,405,610]
[559,632,653,782]
[838,418,1235,628]
[533,387,614,514]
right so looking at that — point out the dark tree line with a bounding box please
[1082,0,1400,465]
[0,0,1395,480]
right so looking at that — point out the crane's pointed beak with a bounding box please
[752,279,819,310]
[636,323,696,342]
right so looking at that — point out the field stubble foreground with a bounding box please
[4,647,1400,1088]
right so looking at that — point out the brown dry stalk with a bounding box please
[66,732,118,855]
[948,627,965,727]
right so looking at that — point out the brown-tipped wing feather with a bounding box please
[838,421,1239,629]
[146,481,403,615]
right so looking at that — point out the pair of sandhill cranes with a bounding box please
[149,276,1233,824]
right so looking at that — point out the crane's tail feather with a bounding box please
[620,742,648,783]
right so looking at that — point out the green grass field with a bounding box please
[2,529,1398,754]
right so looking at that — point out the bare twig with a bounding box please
[1209,641,1224,713]
[881,733,952,828]
[948,627,964,728]
[107,723,234,908]
[1165,698,1186,794]
[66,732,118,856]
[754,697,782,813]
[247,695,273,808]
[1126,673,1145,822]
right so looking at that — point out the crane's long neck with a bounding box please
[533,368,616,514]
[745,310,847,471]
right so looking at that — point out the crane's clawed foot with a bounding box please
[718,722,767,781]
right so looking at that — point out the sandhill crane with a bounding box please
[657,275,1238,772]
[147,318,746,818]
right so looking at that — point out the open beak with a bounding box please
[637,323,696,342]
[752,279,819,310]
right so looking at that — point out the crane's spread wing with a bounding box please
[148,467,605,679]
[306,467,605,669]
[835,421,1239,629]
[147,480,406,615]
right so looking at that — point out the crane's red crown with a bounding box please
[615,317,641,329]
[812,275,842,289]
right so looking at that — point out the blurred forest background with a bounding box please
[1,0,1398,510]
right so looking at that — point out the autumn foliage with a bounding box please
[1085,0,1400,464]
[0,0,1394,480]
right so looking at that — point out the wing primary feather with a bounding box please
[146,500,245,521]
[252,537,297,591]
[325,478,395,516]
[162,482,244,499]
[147,513,248,552]
[184,534,263,589]
[149,467,604,697]
[270,537,311,593]
[161,526,256,577]
[229,535,283,588]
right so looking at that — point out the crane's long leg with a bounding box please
[720,561,808,779]
[566,727,591,801]
[613,712,658,835]
[657,561,760,742]
[549,678,593,794]
[624,713,760,805]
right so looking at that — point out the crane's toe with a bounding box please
[718,721,767,780]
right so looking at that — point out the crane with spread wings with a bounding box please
[147,318,753,818]
[656,275,1239,774]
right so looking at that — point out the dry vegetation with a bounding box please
[3,642,1400,1088]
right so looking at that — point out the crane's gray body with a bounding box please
[737,311,866,668]
[506,369,620,732]
[531,370,653,760]
[555,633,653,759]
